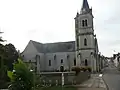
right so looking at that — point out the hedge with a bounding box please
[71,66,92,75]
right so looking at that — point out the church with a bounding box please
[21,0,99,74]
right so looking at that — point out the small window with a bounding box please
[61,59,63,64]
[85,59,88,66]
[54,55,56,60]
[74,58,76,66]
[39,60,40,64]
[82,19,88,27]
[85,19,88,26]
[67,55,69,59]
[49,60,51,66]
[84,38,87,46]
[77,38,79,47]
[82,20,84,27]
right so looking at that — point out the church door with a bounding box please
[60,66,64,72]
[85,59,88,66]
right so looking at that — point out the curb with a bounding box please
[102,74,109,90]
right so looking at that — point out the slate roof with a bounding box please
[81,0,90,11]
[31,40,44,53]
[31,40,75,53]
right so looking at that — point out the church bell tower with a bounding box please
[75,0,96,72]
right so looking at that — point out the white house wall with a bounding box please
[114,57,118,67]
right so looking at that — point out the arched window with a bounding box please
[85,59,88,66]
[60,66,64,72]
[82,20,85,27]
[77,37,79,47]
[67,55,69,59]
[61,59,63,64]
[49,60,51,66]
[54,55,56,60]
[82,19,88,27]
[84,38,87,46]
[85,19,88,26]
[74,58,76,66]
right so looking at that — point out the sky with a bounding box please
[0,0,120,57]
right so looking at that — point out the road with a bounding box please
[103,62,120,90]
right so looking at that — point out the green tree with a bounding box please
[5,43,19,70]
[0,32,19,88]
[0,32,8,88]
[8,58,34,90]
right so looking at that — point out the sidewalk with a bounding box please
[73,74,107,90]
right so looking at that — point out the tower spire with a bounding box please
[81,0,90,13]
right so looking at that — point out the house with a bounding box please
[113,53,120,67]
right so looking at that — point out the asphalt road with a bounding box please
[103,62,120,90]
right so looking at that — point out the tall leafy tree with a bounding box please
[8,58,34,90]
[5,43,19,70]
[0,32,8,88]
[0,32,19,88]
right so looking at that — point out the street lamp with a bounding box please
[30,69,35,90]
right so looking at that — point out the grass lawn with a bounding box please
[37,86,77,90]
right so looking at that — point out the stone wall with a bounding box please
[40,72,90,85]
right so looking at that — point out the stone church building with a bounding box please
[21,0,99,73]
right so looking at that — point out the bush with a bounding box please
[80,66,92,72]
[87,67,92,72]
[71,66,81,75]
[80,67,84,72]
[7,58,34,90]
[72,66,92,74]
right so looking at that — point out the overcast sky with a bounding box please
[0,0,120,57]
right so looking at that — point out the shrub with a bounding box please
[87,67,92,72]
[71,66,81,75]
[72,66,92,73]
[7,58,34,90]
[80,66,92,72]
[80,67,85,72]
